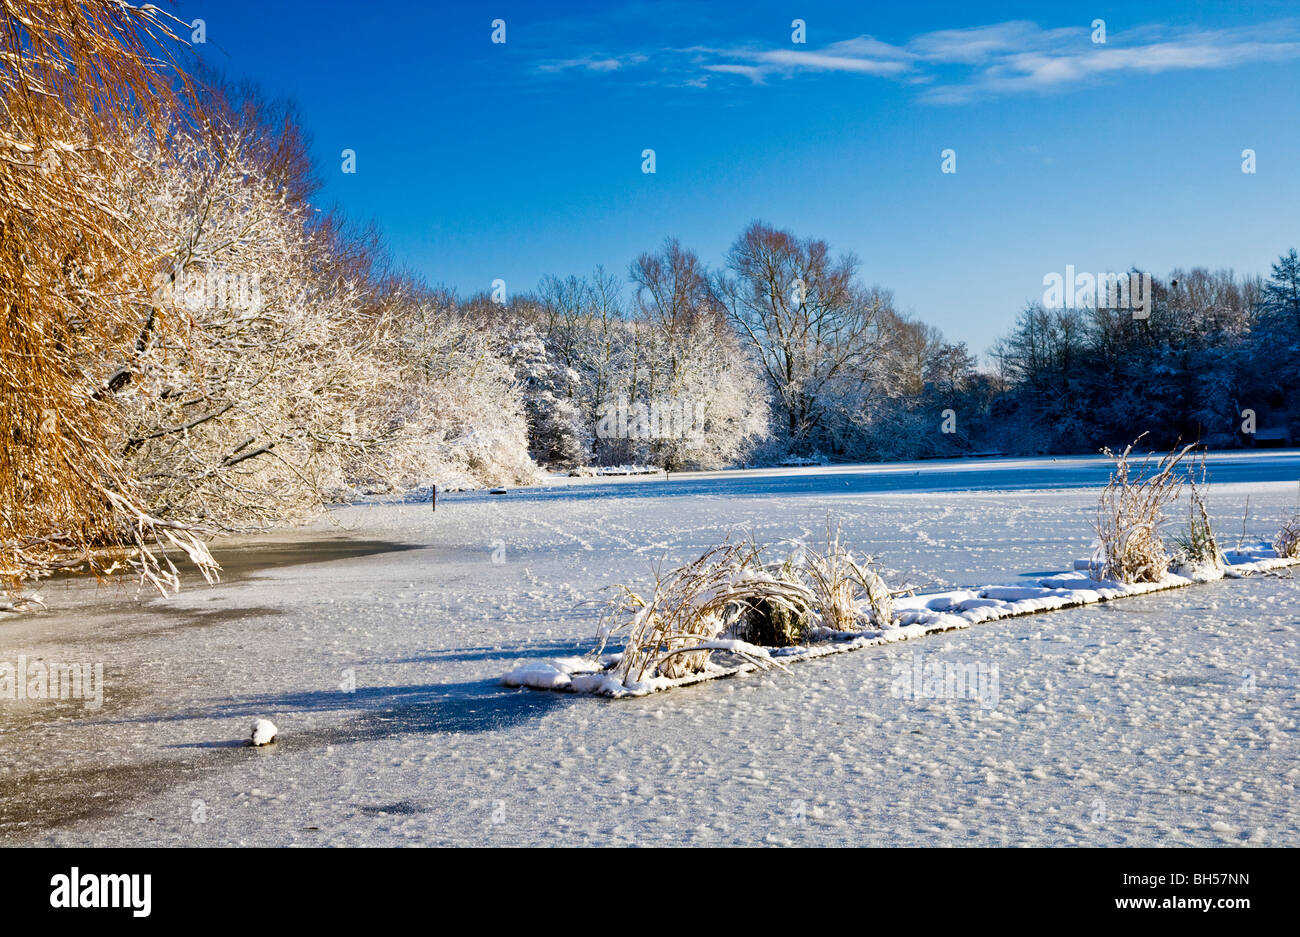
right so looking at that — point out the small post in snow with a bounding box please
[431,484,437,512]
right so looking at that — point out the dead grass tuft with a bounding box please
[799,521,897,629]
[592,524,904,686]
[1093,435,1193,583]
[595,542,813,684]
[1172,449,1223,570]
[1275,514,1300,559]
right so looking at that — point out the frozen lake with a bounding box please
[3,453,1299,846]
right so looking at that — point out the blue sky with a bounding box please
[183,0,1300,355]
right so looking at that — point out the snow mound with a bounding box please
[250,718,279,746]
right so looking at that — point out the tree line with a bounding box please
[496,235,1299,470]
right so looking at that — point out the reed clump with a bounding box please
[1171,450,1223,570]
[0,0,216,592]
[799,522,897,630]
[1093,436,1193,583]
[733,555,814,648]
[1275,514,1300,559]
[594,542,814,683]
[593,526,902,685]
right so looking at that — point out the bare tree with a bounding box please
[717,222,888,453]
[630,238,726,395]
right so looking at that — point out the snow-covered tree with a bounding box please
[717,222,891,457]
[506,325,589,470]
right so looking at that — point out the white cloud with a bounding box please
[922,23,1300,102]
[907,21,1076,65]
[532,19,1300,102]
[537,53,647,74]
[735,47,912,76]
[702,63,768,84]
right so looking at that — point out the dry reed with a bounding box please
[799,521,897,629]
[1172,449,1223,570]
[1093,436,1194,583]
[592,526,902,686]
[1275,514,1300,559]
[594,541,814,683]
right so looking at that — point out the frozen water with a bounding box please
[1,453,1298,846]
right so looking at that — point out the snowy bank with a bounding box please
[501,543,1298,698]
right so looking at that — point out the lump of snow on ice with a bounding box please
[502,662,571,690]
[250,718,278,746]
[1038,572,1112,590]
[688,638,770,658]
[895,590,978,613]
[501,656,602,690]
[570,672,638,697]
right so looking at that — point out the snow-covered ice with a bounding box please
[2,453,1299,846]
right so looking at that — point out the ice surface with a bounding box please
[1,453,1298,846]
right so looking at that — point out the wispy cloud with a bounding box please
[920,21,1300,102]
[698,43,913,80]
[536,53,648,74]
[907,21,1073,66]
[531,18,1300,103]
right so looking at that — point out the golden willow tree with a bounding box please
[0,0,216,593]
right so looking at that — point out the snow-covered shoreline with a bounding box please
[502,544,1299,698]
